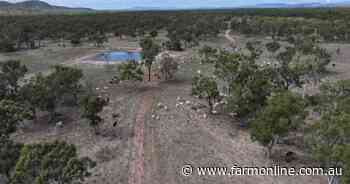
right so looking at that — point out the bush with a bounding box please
[70,38,81,46]
[117,61,144,82]
[160,53,178,80]
[165,39,183,51]
[0,39,16,52]
[11,141,96,184]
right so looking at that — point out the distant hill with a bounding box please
[0,1,11,7]
[1,0,350,13]
[327,1,350,7]
[0,0,93,12]
[255,2,350,8]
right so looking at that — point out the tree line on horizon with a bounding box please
[0,11,227,52]
[2,8,350,53]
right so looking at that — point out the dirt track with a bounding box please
[128,83,161,184]
[225,29,236,46]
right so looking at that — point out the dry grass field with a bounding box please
[2,31,350,184]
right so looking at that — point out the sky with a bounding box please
[5,0,348,10]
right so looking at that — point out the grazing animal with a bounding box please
[56,121,64,128]
[285,151,296,163]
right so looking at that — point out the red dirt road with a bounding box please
[128,86,159,184]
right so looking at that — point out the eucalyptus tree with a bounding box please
[307,80,350,184]
[11,141,96,184]
[80,93,109,134]
[198,45,218,64]
[0,100,30,142]
[140,37,161,81]
[269,35,331,90]
[251,91,306,158]
[20,73,49,121]
[0,140,22,181]
[39,66,83,122]
[0,60,28,99]
[192,74,220,113]
[213,46,273,120]
[159,53,178,80]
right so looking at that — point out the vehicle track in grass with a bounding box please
[225,29,238,47]
[128,81,161,184]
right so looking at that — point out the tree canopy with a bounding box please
[11,141,96,184]
[250,91,306,157]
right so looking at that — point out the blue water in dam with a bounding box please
[96,51,141,62]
